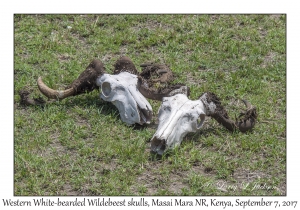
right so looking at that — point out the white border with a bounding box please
[2,1,299,209]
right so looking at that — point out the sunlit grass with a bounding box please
[14,14,286,196]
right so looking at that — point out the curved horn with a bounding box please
[37,77,75,99]
[37,59,105,100]
[138,78,189,101]
[200,92,257,132]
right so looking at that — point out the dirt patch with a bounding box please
[57,53,71,62]
[258,27,268,38]
[74,114,91,129]
[190,156,215,176]
[101,53,113,63]
[234,169,270,182]
[69,32,91,52]
[131,19,172,31]
[210,15,220,23]
[118,45,128,56]
[186,72,206,86]
[41,131,71,158]
[270,14,282,20]
[278,182,286,196]
[132,161,190,195]
[232,168,285,195]
[167,171,190,194]
[261,52,277,68]
[62,183,80,196]
[79,160,119,196]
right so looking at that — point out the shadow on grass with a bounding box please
[18,90,120,115]
[64,93,121,116]
[185,127,223,142]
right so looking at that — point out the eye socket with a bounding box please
[101,82,111,97]
[197,113,206,129]
[163,105,171,111]
[181,113,205,129]
[157,105,171,123]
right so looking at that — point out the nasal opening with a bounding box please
[101,82,111,97]
[150,137,166,156]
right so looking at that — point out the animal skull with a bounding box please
[30,58,157,126]
[21,57,257,154]
[150,93,207,155]
[150,91,257,155]
[28,57,182,126]
[96,72,152,125]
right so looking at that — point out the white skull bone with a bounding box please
[96,72,153,125]
[150,93,207,155]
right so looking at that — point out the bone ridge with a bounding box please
[199,93,217,115]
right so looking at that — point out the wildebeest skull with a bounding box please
[21,57,176,125]
[150,90,257,155]
[151,92,206,155]
[96,72,152,125]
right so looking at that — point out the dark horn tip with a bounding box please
[114,56,138,75]
[89,59,105,74]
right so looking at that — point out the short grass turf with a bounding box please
[14,14,286,196]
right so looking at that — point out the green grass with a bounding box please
[14,14,286,196]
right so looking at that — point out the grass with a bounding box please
[14,14,286,196]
